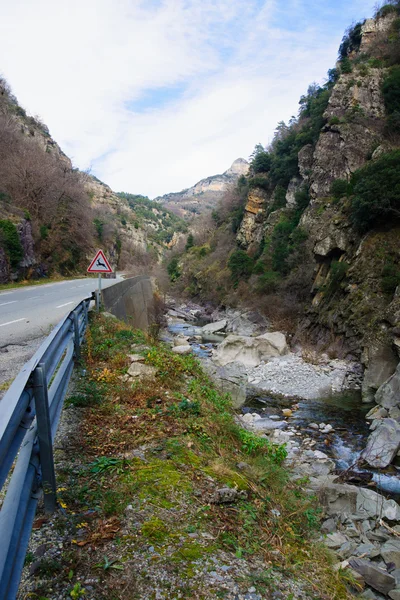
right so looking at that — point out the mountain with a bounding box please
[154,158,249,218]
[170,6,400,401]
[0,80,186,283]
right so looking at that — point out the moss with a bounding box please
[141,517,170,542]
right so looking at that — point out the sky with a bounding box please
[0,0,378,198]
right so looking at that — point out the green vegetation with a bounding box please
[324,261,350,298]
[31,313,354,599]
[0,219,23,268]
[338,22,363,59]
[382,65,400,131]
[167,256,181,281]
[349,150,400,232]
[331,179,350,200]
[117,192,187,245]
[382,261,400,294]
[228,249,254,283]
[185,232,194,251]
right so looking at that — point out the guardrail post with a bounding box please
[72,310,81,362]
[33,364,57,513]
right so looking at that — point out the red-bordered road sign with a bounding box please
[87,250,113,273]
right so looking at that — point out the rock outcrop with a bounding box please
[154,158,249,217]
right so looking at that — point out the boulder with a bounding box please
[356,488,400,521]
[213,332,288,367]
[202,320,227,334]
[174,336,190,347]
[204,361,247,409]
[361,418,400,468]
[325,532,348,549]
[349,558,396,595]
[365,405,389,421]
[171,345,192,355]
[318,483,358,516]
[376,363,400,409]
[381,539,400,569]
[362,345,398,403]
[389,590,400,600]
[127,363,157,379]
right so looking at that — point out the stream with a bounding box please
[167,319,400,498]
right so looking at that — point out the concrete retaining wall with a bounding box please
[101,276,154,331]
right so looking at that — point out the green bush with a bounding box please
[185,233,194,252]
[167,257,181,281]
[40,225,49,240]
[376,2,399,18]
[256,270,280,293]
[0,220,23,268]
[382,66,400,131]
[349,150,400,232]
[250,145,272,174]
[325,261,349,297]
[331,178,349,200]
[228,249,254,282]
[382,262,400,294]
[93,218,104,240]
[338,22,363,59]
[340,57,353,74]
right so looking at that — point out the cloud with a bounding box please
[0,0,378,197]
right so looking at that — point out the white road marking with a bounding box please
[27,296,40,300]
[0,301,17,307]
[0,291,13,296]
[56,301,74,308]
[0,318,26,328]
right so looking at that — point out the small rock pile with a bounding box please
[237,411,400,600]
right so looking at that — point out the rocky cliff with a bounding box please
[173,5,400,403]
[154,158,249,218]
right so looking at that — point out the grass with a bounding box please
[23,313,356,600]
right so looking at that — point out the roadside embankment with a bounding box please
[19,313,355,600]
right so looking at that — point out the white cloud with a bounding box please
[0,0,378,197]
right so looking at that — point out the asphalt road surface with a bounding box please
[0,276,122,393]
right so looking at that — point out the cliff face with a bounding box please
[155,158,249,218]
[233,10,400,400]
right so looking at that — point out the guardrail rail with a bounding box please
[0,297,92,599]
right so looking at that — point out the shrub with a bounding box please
[167,257,181,281]
[251,145,272,174]
[349,150,400,232]
[185,233,194,252]
[376,2,400,18]
[40,224,49,240]
[228,249,254,282]
[382,66,400,131]
[340,57,353,74]
[0,220,23,268]
[325,260,349,297]
[93,218,103,240]
[382,261,400,294]
[256,270,280,293]
[338,22,363,59]
[331,178,349,200]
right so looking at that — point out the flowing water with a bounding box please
[167,319,400,498]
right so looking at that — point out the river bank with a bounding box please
[164,298,400,600]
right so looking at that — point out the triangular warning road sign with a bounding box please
[87,250,113,273]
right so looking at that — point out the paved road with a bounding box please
[0,276,122,392]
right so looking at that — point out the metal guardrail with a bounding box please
[0,296,92,599]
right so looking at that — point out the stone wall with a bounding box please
[101,275,154,331]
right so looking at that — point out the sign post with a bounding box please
[87,250,113,312]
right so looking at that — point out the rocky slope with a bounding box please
[172,7,400,407]
[154,158,249,218]
[0,78,187,283]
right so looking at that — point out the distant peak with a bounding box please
[225,158,249,176]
